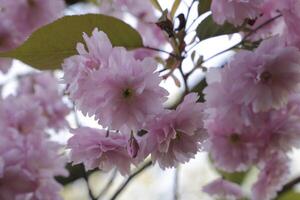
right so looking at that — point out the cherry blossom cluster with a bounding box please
[0,0,65,73]
[212,0,300,48]
[97,0,166,60]
[0,72,70,199]
[64,28,207,174]
[203,1,300,199]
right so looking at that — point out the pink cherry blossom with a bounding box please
[206,117,263,172]
[17,72,70,130]
[62,28,113,111]
[252,153,289,200]
[139,93,207,169]
[205,37,300,113]
[203,178,243,200]
[80,47,168,132]
[211,0,264,26]
[0,96,47,135]
[0,0,65,37]
[67,127,133,175]
[0,129,67,199]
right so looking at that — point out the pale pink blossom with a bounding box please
[211,0,264,26]
[62,28,113,111]
[98,0,156,22]
[139,93,206,169]
[133,22,166,60]
[17,72,70,130]
[205,37,300,113]
[252,153,289,200]
[0,0,65,37]
[67,127,133,175]
[0,20,21,73]
[203,178,243,200]
[0,130,67,200]
[0,96,47,135]
[84,47,168,132]
[206,118,263,172]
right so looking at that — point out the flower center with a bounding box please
[259,71,272,84]
[27,0,36,6]
[123,88,133,99]
[85,59,99,70]
[229,133,240,144]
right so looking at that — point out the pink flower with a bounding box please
[203,178,243,200]
[0,0,65,37]
[84,47,168,132]
[211,0,264,26]
[0,129,67,199]
[205,37,300,113]
[0,19,22,73]
[252,153,289,200]
[67,127,133,175]
[17,72,70,130]
[206,117,263,172]
[0,58,12,74]
[248,0,300,49]
[236,37,300,112]
[0,96,47,135]
[98,0,156,22]
[133,22,166,60]
[139,93,207,169]
[62,28,113,113]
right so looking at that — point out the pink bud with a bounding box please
[127,135,139,158]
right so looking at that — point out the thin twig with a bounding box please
[83,171,97,200]
[276,176,300,198]
[185,13,283,78]
[109,161,152,200]
[96,170,118,199]
[173,166,180,200]
[143,46,184,60]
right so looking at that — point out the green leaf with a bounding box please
[171,0,181,18]
[277,191,300,200]
[198,0,212,16]
[196,15,238,41]
[150,0,163,12]
[217,170,248,185]
[0,14,143,70]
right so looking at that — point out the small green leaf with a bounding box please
[196,15,238,41]
[277,190,300,200]
[198,0,212,15]
[150,0,163,12]
[0,14,143,70]
[171,0,181,18]
[217,170,248,185]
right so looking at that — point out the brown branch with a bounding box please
[276,176,300,198]
[109,161,152,200]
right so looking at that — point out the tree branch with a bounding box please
[277,176,300,198]
[109,161,152,200]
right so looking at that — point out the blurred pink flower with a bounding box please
[252,153,289,200]
[211,0,264,26]
[205,37,300,113]
[203,178,243,200]
[17,72,70,130]
[0,96,47,135]
[68,127,133,175]
[206,117,263,172]
[0,130,67,199]
[0,0,65,37]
